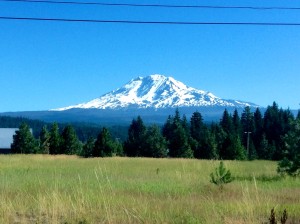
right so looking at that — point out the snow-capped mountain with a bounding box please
[53,74,258,111]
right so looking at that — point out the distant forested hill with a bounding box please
[0,116,128,142]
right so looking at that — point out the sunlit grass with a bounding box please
[0,155,299,223]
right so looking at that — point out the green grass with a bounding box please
[0,155,299,223]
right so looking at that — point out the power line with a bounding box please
[1,16,300,26]
[1,0,300,10]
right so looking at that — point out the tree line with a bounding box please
[9,102,300,163]
[0,115,128,142]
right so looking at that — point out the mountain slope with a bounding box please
[53,74,258,111]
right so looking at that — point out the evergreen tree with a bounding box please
[190,111,204,158]
[79,137,95,158]
[259,134,271,159]
[263,102,293,160]
[39,125,50,154]
[124,116,146,157]
[143,125,168,158]
[163,110,193,158]
[94,127,117,157]
[220,134,246,160]
[220,109,233,134]
[219,109,246,160]
[49,123,61,154]
[253,108,265,159]
[241,106,255,159]
[232,109,242,136]
[278,118,300,176]
[11,122,38,154]
[297,110,300,120]
[199,128,218,159]
[162,115,173,141]
[169,122,193,158]
[182,114,190,136]
[190,111,204,142]
[211,122,226,159]
[61,125,81,155]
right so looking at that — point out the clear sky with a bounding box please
[1,0,300,112]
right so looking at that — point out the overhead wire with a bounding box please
[1,16,300,26]
[1,0,300,26]
[1,0,300,10]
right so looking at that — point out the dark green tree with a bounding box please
[241,106,255,159]
[163,110,193,158]
[49,123,61,154]
[169,122,193,158]
[253,108,265,159]
[143,125,168,158]
[94,127,116,157]
[232,109,242,136]
[220,134,246,160]
[190,111,204,158]
[199,128,218,159]
[124,116,146,157]
[39,125,50,154]
[79,137,95,158]
[162,115,173,141]
[220,109,233,134]
[219,109,246,160]
[182,114,190,136]
[278,118,300,176]
[210,122,226,158]
[263,102,293,160]
[190,111,204,142]
[11,122,38,154]
[61,125,81,155]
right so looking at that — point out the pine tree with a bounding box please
[278,118,300,176]
[169,123,193,158]
[94,127,116,157]
[182,114,190,136]
[39,125,50,154]
[11,122,38,154]
[200,128,218,159]
[143,125,168,158]
[211,122,226,159]
[232,109,242,136]
[220,134,246,160]
[163,110,193,158]
[162,115,173,141]
[258,134,271,159]
[253,108,265,159]
[79,137,95,158]
[190,111,204,142]
[241,106,255,159]
[263,102,293,160]
[190,111,204,158]
[49,123,61,154]
[61,125,81,155]
[124,116,146,157]
[220,109,234,134]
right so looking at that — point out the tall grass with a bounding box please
[0,155,299,223]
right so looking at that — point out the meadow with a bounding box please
[0,155,299,224]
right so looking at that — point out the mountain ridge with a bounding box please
[52,74,258,111]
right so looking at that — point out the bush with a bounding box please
[210,161,233,189]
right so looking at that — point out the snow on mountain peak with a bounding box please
[52,74,258,111]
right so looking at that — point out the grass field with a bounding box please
[0,155,299,223]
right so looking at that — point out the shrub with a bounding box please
[210,161,233,189]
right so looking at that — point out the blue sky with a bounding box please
[1,0,300,112]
